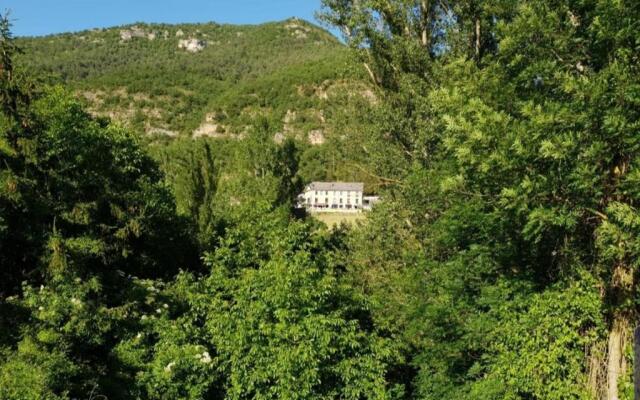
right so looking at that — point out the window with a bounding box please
[314,198,318,204]
[325,197,328,204]
[340,198,343,204]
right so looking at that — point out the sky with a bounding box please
[3,0,328,37]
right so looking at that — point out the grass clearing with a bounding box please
[312,212,367,228]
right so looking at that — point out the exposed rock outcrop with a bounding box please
[120,26,148,41]
[193,123,224,138]
[179,38,206,52]
[308,129,325,145]
[283,109,297,133]
[273,132,285,144]
[285,19,312,40]
[147,127,178,137]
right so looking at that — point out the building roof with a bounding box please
[305,182,364,192]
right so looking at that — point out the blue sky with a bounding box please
[3,0,327,37]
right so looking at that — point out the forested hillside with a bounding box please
[3,1,640,399]
[15,19,382,189]
[16,19,371,142]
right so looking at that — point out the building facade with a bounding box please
[299,182,364,213]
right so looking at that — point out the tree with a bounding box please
[0,17,199,397]
[319,0,443,85]
[153,138,221,249]
[322,0,640,398]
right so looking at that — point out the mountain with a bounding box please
[16,19,373,141]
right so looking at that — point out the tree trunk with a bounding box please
[634,325,640,400]
[474,18,481,60]
[420,0,430,49]
[363,62,380,86]
[607,316,625,400]
[607,263,633,400]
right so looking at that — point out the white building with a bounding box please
[298,182,365,213]
[362,195,381,210]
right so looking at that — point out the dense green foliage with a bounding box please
[16,19,382,187]
[319,0,640,398]
[3,1,640,399]
[15,20,363,140]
